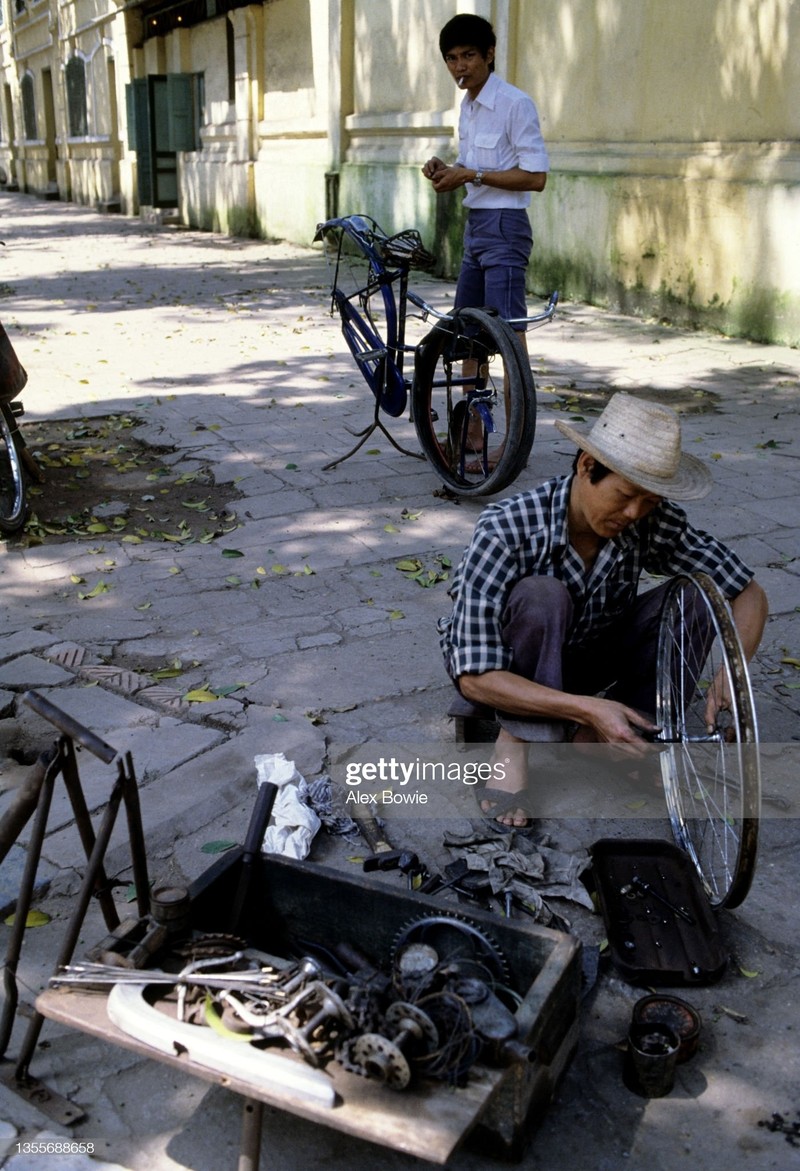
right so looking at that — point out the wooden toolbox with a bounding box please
[190,850,581,1162]
[40,850,581,1164]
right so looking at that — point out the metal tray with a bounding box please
[589,838,727,985]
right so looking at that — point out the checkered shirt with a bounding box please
[439,474,754,679]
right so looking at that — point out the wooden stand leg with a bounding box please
[238,1098,264,1171]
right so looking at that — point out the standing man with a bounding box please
[422,13,549,336]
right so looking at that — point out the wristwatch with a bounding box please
[473,170,485,186]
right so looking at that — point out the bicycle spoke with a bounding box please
[656,574,760,908]
[411,308,535,496]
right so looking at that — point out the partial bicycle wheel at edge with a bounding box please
[656,572,760,909]
[0,403,27,534]
[411,307,535,496]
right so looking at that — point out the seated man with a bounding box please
[439,393,768,827]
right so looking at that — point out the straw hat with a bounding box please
[554,393,712,500]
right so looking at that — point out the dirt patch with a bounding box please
[542,385,721,418]
[10,415,242,547]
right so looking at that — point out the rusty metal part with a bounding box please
[149,886,191,938]
[221,979,354,1066]
[392,914,510,984]
[384,1001,439,1052]
[175,933,248,958]
[343,1000,439,1090]
[353,812,392,855]
[395,942,439,983]
[349,1033,411,1089]
[125,924,169,969]
[621,877,696,925]
[451,978,517,1045]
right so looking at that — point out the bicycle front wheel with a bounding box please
[656,572,760,909]
[0,403,28,534]
[411,308,535,496]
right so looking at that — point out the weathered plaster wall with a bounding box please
[333,0,800,344]
[5,0,795,343]
[522,0,800,342]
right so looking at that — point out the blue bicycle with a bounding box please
[315,214,557,496]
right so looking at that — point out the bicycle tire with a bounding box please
[656,572,760,909]
[411,307,535,496]
[334,289,406,418]
[321,217,407,417]
[0,402,28,534]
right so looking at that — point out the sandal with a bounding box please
[476,786,535,833]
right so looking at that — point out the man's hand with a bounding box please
[421,156,449,181]
[704,668,733,734]
[429,164,471,193]
[578,697,659,758]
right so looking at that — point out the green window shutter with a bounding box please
[126,79,153,205]
[167,73,197,152]
[65,57,88,137]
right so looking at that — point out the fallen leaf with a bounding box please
[714,1004,749,1024]
[222,548,245,558]
[185,687,219,702]
[151,666,183,680]
[4,910,51,927]
[78,580,111,599]
[200,840,238,854]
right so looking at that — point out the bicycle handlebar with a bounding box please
[316,214,559,331]
[407,288,559,331]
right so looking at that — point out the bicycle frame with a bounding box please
[316,214,558,415]
[316,214,558,487]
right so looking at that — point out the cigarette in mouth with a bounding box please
[457,77,466,87]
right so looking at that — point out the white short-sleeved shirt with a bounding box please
[456,72,550,209]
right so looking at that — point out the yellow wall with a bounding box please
[512,0,800,340]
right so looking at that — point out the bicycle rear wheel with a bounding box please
[319,218,406,417]
[411,307,535,496]
[656,572,760,909]
[0,402,28,534]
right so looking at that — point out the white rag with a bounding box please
[254,752,321,860]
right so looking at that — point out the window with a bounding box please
[21,74,36,140]
[65,57,88,137]
[226,19,235,102]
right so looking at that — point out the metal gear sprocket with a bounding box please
[391,913,511,986]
